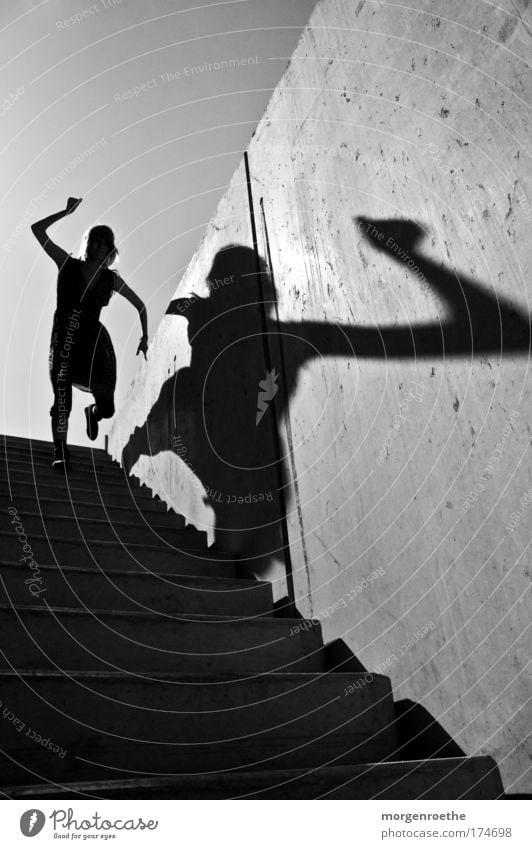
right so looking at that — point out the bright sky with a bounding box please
[0,0,316,447]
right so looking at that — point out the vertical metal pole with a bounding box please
[244,151,295,609]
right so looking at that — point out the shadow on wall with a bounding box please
[322,635,466,761]
[121,218,531,576]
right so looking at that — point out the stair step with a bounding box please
[2,434,100,450]
[0,605,325,675]
[0,670,397,783]
[2,477,164,508]
[0,509,205,547]
[1,434,106,456]
[0,493,185,528]
[0,531,230,576]
[1,445,118,473]
[1,463,135,488]
[0,757,503,800]
[0,561,273,617]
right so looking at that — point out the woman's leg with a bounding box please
[50,377,72,440]
[50,378,72,466]
[93,395,115,420]
[85,394,115,441]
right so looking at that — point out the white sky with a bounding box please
[0,0,316,446]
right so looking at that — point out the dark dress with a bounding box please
[49,256,116,415]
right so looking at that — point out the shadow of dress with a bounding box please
[49,256,117,420]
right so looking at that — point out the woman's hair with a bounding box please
[80,225,119,267]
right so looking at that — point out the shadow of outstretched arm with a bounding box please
[297,218,530,360]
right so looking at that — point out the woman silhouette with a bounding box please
[31,197,148,469]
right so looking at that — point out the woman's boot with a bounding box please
[52,440,71,471]
[51,414,71,470]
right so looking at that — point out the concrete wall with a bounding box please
[109,0,532,792]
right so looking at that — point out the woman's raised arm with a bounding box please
[31,197,82,267]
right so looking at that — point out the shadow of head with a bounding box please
[206,244,277,309]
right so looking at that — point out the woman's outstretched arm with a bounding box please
[112,275,149,358]
[30,197,82,267]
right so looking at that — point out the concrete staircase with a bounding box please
[0,435,504,799]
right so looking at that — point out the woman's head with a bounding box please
[81,225,118,267]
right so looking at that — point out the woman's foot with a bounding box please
[85,404,99,440]
[52,442,71,471]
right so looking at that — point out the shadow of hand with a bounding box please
[355,217,426,256]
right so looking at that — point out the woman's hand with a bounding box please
[136,335,149,359]
[65,197,82,215]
